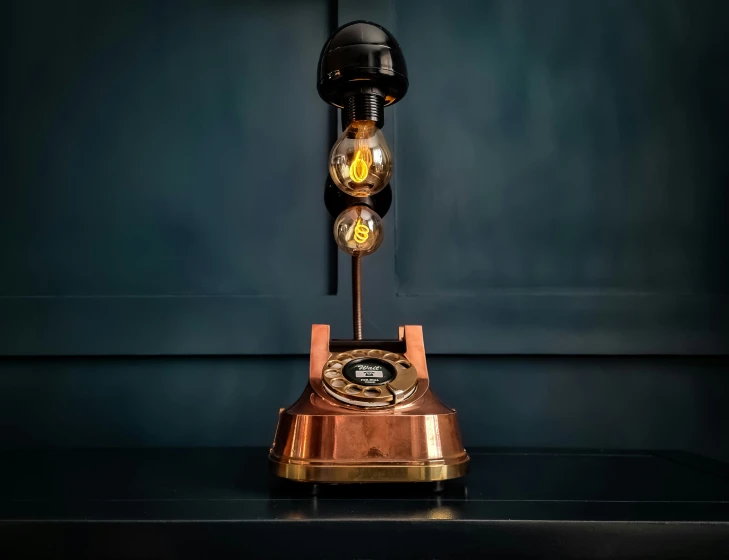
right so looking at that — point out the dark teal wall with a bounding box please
[1,1,727,458]
[0,356,727,460]
[397,0,729,295]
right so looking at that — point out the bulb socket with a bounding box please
[318,21,408,110]
[342,93,385,130]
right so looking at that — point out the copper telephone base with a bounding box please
[269,325,469,483]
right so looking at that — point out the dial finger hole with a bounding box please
[324,369,341,379]
[367,350,385,358]
[325,361,343,370]
[363,387,381,397]
[383,353,401,362]
[331,379,346,388]
[345,385,362,395]
[351,350,368,357]
[336,353,354,361]
[396,360,412,369]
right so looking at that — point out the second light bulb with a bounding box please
[333,205,384,256]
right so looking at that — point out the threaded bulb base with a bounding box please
[342,93,385,130]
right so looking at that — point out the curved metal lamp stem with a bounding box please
[352,255,363,340]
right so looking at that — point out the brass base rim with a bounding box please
[269,455,470,483]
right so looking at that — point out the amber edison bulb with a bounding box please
[329,120,393,197]
[333,205,384,256]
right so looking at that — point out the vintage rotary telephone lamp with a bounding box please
[269,21,469,483]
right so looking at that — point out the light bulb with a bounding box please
[333,205,384,256]
[329,120,392,197]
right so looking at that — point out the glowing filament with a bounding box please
[349,148,371,183]
[353,217,370,243]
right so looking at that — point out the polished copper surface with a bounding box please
[269,325,469,482]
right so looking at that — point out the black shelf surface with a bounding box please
[1,447,728,558]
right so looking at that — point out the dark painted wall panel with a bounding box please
[1,0,333,297]
[1,356,727,462]
[2,0,727,355]
[394,0,729,296]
